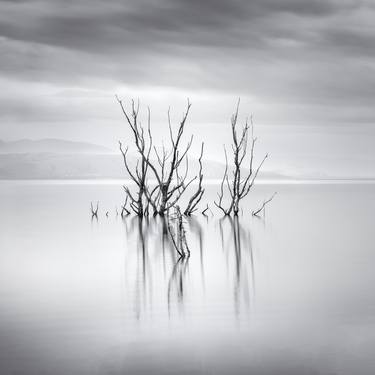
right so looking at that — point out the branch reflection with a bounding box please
[122,214,256,320]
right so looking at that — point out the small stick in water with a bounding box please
[252,192,277,217]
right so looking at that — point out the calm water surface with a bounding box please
[0,181,374,375]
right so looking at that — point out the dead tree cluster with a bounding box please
[116,97,274,219]
[117,97,204,217]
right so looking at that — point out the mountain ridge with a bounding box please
[0,138,112,154]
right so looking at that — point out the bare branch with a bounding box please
[184,142,205,215]
[252,192,277,216]
[90,201,99,217]
[214,145,229,215]
[201,204,209,216]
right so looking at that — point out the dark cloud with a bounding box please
[0,0,368,52]
[0,0,374,133]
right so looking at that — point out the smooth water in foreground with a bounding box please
[0,181,374,375]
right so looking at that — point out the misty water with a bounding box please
[1,181,375,375]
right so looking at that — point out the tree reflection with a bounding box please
[219,216,255,315]
[127,217,152,319]
[122,214,256,320]
[167,256,189,315]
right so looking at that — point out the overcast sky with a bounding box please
[1,0,374,177]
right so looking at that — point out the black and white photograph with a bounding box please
[0,1,374,374]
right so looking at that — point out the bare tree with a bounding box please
[215,100,268,216]
[117,96,153,216]
[147,100,197,216]
[117,97,204,216]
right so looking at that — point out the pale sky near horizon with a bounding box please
[1,0,375,177]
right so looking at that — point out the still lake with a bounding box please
[0,181,374,375]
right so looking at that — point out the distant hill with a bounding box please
[0,138,291,180]
[0,138,111,154]
[0,153,123,179]
[1,139,373,181]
